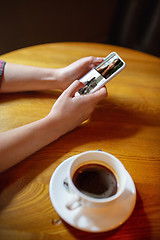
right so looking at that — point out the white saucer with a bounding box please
[49,155,136,233]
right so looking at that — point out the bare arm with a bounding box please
[0,80,107,172]
[0,57,103,92]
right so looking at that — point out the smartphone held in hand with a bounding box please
[75,52,126,96]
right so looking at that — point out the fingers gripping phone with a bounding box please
[75,52,126,96]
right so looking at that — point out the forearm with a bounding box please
[0,116,62,173]
[0,57,104,93]
[0,63,61,92]
[0,80,107,173]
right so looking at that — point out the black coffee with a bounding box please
[72,163,118,199]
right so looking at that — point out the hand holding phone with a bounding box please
[75,52,126,96]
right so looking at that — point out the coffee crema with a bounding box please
[72,163,118,199]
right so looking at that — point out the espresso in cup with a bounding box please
[66,151,127,210]
[72,163,118,199]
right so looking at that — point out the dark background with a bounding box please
[1,0,160,57]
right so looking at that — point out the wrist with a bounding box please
[39,68,61,90]
[37,115,62,145]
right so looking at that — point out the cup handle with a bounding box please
[66,195,82,210]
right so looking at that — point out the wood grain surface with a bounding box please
[0,42,160,239]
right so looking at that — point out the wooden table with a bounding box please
[0,42,160,239]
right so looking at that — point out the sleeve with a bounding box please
[0,59,6,88]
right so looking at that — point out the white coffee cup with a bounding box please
[65,150,127,210]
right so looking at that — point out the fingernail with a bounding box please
[96,57,104,62]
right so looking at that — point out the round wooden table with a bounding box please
[0,42,160,239]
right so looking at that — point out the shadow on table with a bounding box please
[0,90,61,103]
[0,91,159,225]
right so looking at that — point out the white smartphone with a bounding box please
[75,52,126,96]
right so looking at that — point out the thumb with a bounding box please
[66,80,85,97]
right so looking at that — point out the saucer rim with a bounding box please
[49,154,136,233]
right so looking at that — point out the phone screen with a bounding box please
[77,52,125,95]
